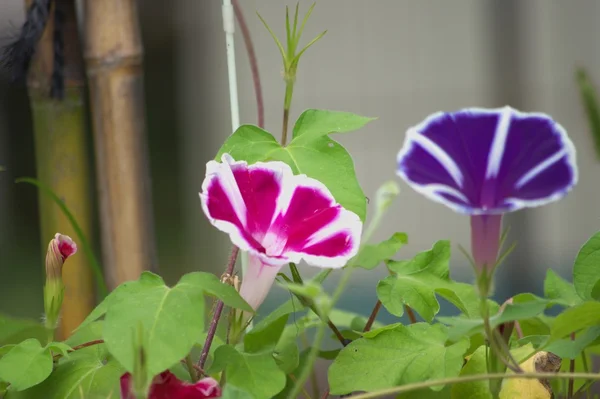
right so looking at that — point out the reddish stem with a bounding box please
[405,305,418,324]
[198,246,239,369]
[232,0,264,129]
[364,300,382,332]
[52,339,104,359]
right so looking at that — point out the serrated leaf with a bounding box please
[573,231,600,301]
[209,345,286,399]
[550,301,600,340]
[377,241,481,321]
[328,323,469,394]
[0,339,52,391]
[292,109,376,142]
[544,269,582,307]
[351,232,407,269]
[6,357,123,399]
[181,272,253,312]
[103,272,205,380]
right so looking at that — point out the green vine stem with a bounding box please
[348,372,600,399]
[288,266,356,398]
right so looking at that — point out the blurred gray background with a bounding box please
[1,0,599,322]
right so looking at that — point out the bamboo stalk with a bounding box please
[25,0,95,339]
[82,0,158,288]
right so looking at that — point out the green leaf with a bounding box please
[278,281,331,317]
[65,321,107,360]
[0,315,46,347]
[278,281,323,299]
[377,241,483,321]
[573,231,600,301]
[292,109,376,142]
[103,272,205,380]
[244,314,289,353]
[328,323,469,394]
[256,12,287,68]
[182,272,253,312]
[215,124,367,221]
[209,345,286,399]
[273,330,299,374]
[45,342,72,358]
[0,339,52,391]
[576,68,600,160]
[521,326,600,359]
[450,346,492,399]
[221,384,254,399]
[351,232,408,270]
[216,125,281,164]
[77,272,161,331]
[0,346,15,358]
[544,269,582,307]
[550,301,600,340]
[273,136,366,221]
[6,357,123,399]
[255,296,305,330]
[438,296,548,341]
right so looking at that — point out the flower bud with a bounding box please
[45,233,77,281]
[43,233,77,331]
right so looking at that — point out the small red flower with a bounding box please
[120,371,221,399]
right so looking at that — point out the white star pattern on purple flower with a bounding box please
[396,106,578,215]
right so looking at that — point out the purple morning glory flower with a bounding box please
[396,106,578,273]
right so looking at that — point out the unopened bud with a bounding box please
[44,233,77,331]
[45,233,77,281]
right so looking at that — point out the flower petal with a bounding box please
[54,233,77,260]
[200,154,293,252]
[239,254,282,310]
[120,371,221,399]
[397,106,577,214]
[266,175,362,268]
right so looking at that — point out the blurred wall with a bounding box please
[0,0,599,321]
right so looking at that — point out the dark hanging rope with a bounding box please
[1,0,65,99]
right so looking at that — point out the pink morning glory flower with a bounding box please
[200,154,362,310]
[120,371,221,399]
[396,106,578,273]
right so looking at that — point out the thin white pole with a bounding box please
[222,0,240,132]
[222,0,250,325]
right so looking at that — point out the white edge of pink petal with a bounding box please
[283,173,363,269]
[199,153,296,257]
